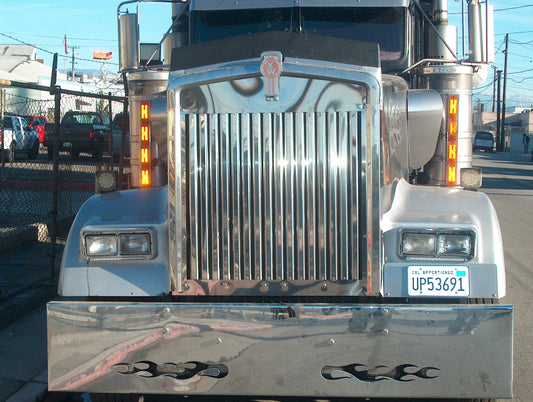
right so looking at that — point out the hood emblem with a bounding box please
[260,51,282,101]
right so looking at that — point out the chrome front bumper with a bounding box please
[47,301,513,399]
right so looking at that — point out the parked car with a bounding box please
[22,115,48,143]
[111,112,130,163]
[1,115,40,161]
[43,111,111,160]
[473,131,495,152]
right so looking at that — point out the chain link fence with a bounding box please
[0,81,127,298]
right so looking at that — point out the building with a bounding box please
[0,44,60,84]
[0,44,123,121]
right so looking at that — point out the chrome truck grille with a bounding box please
[168,69,380,296]
[186,111,360,282]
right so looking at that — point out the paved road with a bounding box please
[0,150,531,401]
[473,150,533,401]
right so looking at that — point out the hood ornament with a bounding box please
[260,51,282,101]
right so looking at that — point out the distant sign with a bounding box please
[93,51,113,60]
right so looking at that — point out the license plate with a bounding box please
[408,266,469,296]
[63,142,72,148]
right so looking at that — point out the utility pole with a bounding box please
[70,46,79,82]
[492,66,498,113]
[500,33,509,152]
[496,69,501,150]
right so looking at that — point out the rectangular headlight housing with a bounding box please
[400,230,475,260]
[84,231,153,259]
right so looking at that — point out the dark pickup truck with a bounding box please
[44,111,111,159]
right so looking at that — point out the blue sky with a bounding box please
[1,1,532,109]
[0,1,170,73]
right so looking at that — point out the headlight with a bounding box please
[119,233,151,255]
[84,231,153,259]
[437,233,474,257]
[86,234,118,256]
[401,233,436,255]
[400,230,474,260]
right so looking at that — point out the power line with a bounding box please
[449,4,533,15]
[509,39,533,47]
[507,67,533,75]
[496,30,533,36]
[458,30,533,39]
[9,43,114,49]
[3,31,116,43]
[493,4,533,12]
[508,51,533,61]
[509,76,533,83]
[0,31,118,66]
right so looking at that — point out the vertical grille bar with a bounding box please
[207,114,218,279]
[201,115,210,280]
[220,114,231,280]
[231,113,242,279]
[305,112,317,279]
[185,111,359,283]
[251,113,263,280]
[338,112,350,280]
[327,112,337,280]
[274,113,285,279]
[263,114,276,279]
[285,114,295,280]
[294,112,306,280]
[242,115,252,279]
[316,112,328,280]
[350,111,360,280]
[188,114,200,279]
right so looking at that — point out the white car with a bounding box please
[1,115,40,161]
[473,131,495,152]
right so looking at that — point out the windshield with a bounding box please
[2,117,13,129]
[476,132,493,141]
[192,8,293,42]
[65,113,102,124]
[191,7,406,61]
[301,8,404,60]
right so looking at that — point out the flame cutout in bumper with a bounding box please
[321,364,439,382]
[114,360,228,380]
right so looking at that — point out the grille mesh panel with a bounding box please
[184,111,360,282]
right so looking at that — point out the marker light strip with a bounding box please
[447,95,458,186]
[140,101,151,188]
